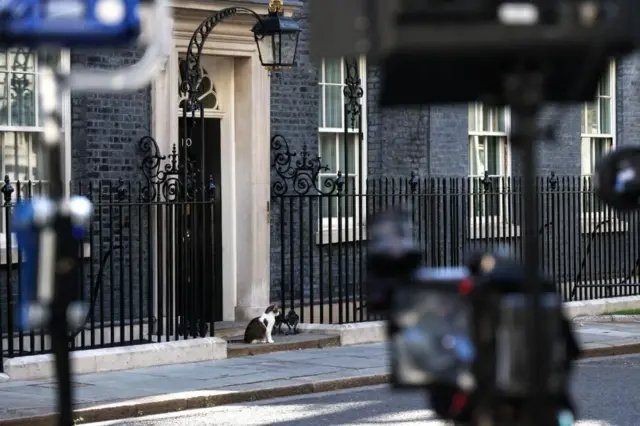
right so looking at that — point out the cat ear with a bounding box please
[265,304,277,314]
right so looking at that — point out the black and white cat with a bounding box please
[243,304,280,344]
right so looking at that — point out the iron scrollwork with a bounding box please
[343,57,364,128]
[271,134,343,196]
[1,176,14,205]
[548,171,558,191]
[410,171,419,194]
[138,136,202,202]
[480,170,492,192]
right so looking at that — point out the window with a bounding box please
[468,102,510,216]
[317,57,367,229]
[581,60,615,214]
[0,48,70,238]
[579,60,625,233]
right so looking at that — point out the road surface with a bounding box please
[90,354,640,425]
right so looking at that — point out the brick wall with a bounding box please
[70,48,152,182]
[66,48,153,336]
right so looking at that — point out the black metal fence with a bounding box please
[270,172,640,324]
[0,175,218,371]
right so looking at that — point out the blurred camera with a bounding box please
[594,146,640,211]
[390,267,475,390]
[366,209,581,423]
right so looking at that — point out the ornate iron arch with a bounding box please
[181,7,267,107]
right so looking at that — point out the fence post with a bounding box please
[0,176,13,366]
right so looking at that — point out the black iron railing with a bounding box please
[270,173,640,324]
[0,176,218,372]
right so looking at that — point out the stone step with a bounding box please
[212,321,246,339]
[227,333,340,358]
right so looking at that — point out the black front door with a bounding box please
[176,116,223,336]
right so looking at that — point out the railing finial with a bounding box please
[548,171,558,191]
[410,171,419,193]
[1,175,14,205]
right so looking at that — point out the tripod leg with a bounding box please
[51,308,73,426]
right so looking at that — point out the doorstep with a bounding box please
[226,333,340,358]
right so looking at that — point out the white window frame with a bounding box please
[316,56,368,244]
[0,49,73,260]
[579,60,626,234]
[468,102,519,239]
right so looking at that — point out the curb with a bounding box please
[0,374,391,426]
[580,342,640,359]
[574,315,640,323]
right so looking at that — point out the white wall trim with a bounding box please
[61,49,72,189]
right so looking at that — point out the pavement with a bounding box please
[86,352,640,426]
[0,320,639,426]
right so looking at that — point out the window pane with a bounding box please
[0,72,7,125]
[0,51,6,70]
[468,104,476,131]
[318,85,323,126]
[9,49,35,73]
[599,98,611,134]
[319,133,337,170]
[482,106,491,131]
[486,136,500,175]
[320,176,338,218]
[580,137,592,175]
[470,137,486,176]
[469,138,478,175]
[598,68,611,97]
[324,85,342,128]
[581,137,610,177]
[2,132,31,181]
[482,106,505,132]
[324,59,341,84]
[339,176,356,217]
[338,134,357,174]
[31,134,48,180]
[496,108,506,132]
[583,103,597,134]
[10,72,36,126]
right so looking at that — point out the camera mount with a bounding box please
[501,71,548,425]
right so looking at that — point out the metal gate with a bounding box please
[139,124,222,339]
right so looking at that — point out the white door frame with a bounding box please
[152,13,272,322]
